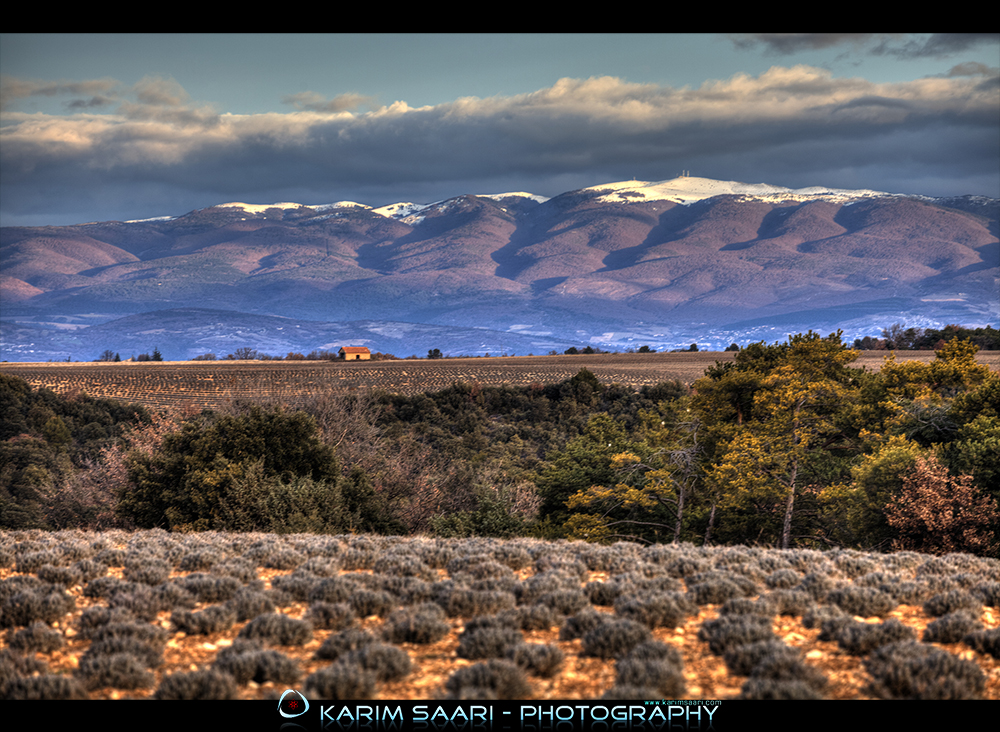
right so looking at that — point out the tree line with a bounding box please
[5,331,998,556]
[855,323,999,351]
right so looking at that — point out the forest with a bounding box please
[2,331,998,558]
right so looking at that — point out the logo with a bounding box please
[278,689,310,718]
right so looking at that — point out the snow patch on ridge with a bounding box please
[215,202,309,214]
[479,192,550,204]
[585,176,898,205]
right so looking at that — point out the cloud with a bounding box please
[730,33,1000,59]
[132,76,190,107]
[944,62,998,77]
[2,66,997,225]
[729,34,883,55]
[281,91,377,113]
[0,75,121,111]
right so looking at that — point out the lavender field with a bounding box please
[2,529,998,700]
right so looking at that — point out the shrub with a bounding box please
[750,653,828,691]
[923,611,983,643]
[72,558,107,582]
[82,635,163,668]
[698,615,774,655]
[864,641,986,699]
[82,575,129,600]
[372,555,436,582]
[559,608,606,641]
[498,604,559,632]
[2,674,88,700]
[303,663,377,700]
[796,572,836,601]
[505,643,565,678]
[614,657,685,697]
[178,548,225,572]
[107,585,167,621]
[382,604,450,644]
[340,643,412,682]
[458,626,524,660]
[586,580,628,606]
[763,589,814,616]
[831,618,916,655]
[177,574,243,604]
[614,592,694,629]
[306,602,357,632]
[623,640,684,668]
[601,683,662,699]
[923,589,981,617]
[7,621,64,653]
[718,597,766,617]
[443,659,531,700]
[15,550,62,574]
[1,586,76,628]
[213,646,300,686]
[211,558,259,584]
[314,628,378,662]
[75,653,155,691]
[581,619,651,659]
[123,559,172,586]
[263,549,307,570]
[764,569,802,589]
[349,589,397,618]
[435,588,516,618]
[75,607,136,638]
[963,628,1000,659]
[226,589,276,622]
[802,604,848,630]
[723,640,799,676]
[826,586,896,618]
[171,605,237,635]
[307,577,359,605]
[972,582,1000,608]
[153,669,238,700]
[0,648,47,688]
[36,564,83,587]
[237,613,313,646]
[737,677,825,700]
[687,577,754,605]
[536,589,588,616]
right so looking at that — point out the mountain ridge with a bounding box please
[2,176,997,361]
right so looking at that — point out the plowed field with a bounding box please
[4,352,996,413]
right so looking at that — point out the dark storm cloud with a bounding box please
[728,34,882,54]
[871,33,1000,59]
[1,67,997,226]
[731,33,1000,59]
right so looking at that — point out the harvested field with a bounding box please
[3,352,996,414]
[1,530,998,702]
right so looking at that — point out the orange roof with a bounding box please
[339,346,371,353]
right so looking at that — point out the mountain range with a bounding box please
[2,176,997,361]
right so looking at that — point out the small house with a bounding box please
[339,346,371,361]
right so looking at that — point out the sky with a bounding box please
[2,33,998,227]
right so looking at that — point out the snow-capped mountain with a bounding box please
[3,177,996,361]
[130,176,921,224]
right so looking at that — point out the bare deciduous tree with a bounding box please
[885,456,999,555]
[41,411,181,529]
